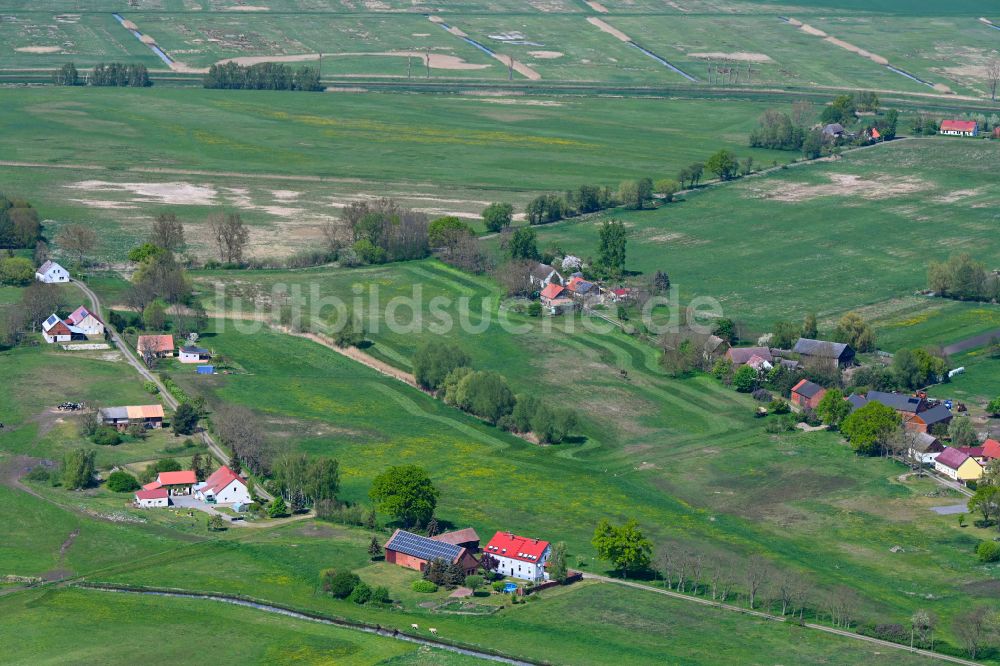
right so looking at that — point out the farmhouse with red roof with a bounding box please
[193,465,251,505]
[484,531,551,582]
[939,120,978,137]
[144,469,197,495]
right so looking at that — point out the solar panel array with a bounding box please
[386,530,462,562]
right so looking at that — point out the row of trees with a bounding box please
[929,253,1000,303]
[89,63,151,87]
[321,198,430,266]
[203,62,322,91]
[413,340,579,443]
[270,453,341,512]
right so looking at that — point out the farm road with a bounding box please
[943,328,1000,356]
[582,574,982,666]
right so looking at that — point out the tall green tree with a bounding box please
[369,465,439,528]
[833,312,876,352]
[949,417,980,448]
[62,449,96,490]
[597,220,627,277]
[592,518,652,576]
[482,202,514,232]
[508,227,539,261]
[841,401,900,455]
[413,340,470,390]
[549,541,569,583]
[706,150,739,181]
[171,402,199,436]
[816,389,851,428]
[802,312,818,340]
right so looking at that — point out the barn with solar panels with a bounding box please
[384,529,479,575]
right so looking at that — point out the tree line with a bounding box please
[929,253,1000,303]
[63,62,151,87]
[203,62,322,91]
[413,339,578,444]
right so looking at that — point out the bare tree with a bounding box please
[655,544,677,590]
[743,555,770,609]
[987,59,1000,102]
[953,606,993,659]
[20,282,61,331]
[911,609,936,649]
[824,586,860,628]
[150,212,186,253]
[214,404,273,474]
[58,223,98,267]
[320,219,350,254]
[775,571,811,617]
[207,212,250,264]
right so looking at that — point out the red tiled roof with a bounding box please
[540,283,564,300]
[982,439,1000,460]
[135,488,168,500]
[143,481,162,491]
[432,528,480,546]
[157,470,196,486]
[137,334,175,353]
[936,447,970,470]
[940,120,977,132]
[484,531,549,563]
[199,465,245,495]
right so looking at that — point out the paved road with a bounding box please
[582,573,982,666]
[69,279,271,500]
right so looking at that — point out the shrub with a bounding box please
[106,470,141,493]
[768,398,790,414]
[323,570,361,598]
[491,580,507,593]
[412,579,438,593]
[976,540,1000,563]
[348,581,372,604]
[24,466,51,483]
[92,426,122,446]
[370,585,391,605]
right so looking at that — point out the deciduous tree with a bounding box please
[369,465,438,528]
[592,518,653,576]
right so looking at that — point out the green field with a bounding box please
[532,137,1000,337]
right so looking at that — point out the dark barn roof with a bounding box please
[385,530,462,563]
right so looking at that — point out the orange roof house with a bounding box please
[939,120,978,136]
[137,334,175,356]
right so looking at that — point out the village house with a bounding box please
[41,314,73,344]
[137,334,175,358]
[848,391,953,433]
[982,438,1000,461]
[725,347,773,368]
[134,487,169,508]
[484,531,551,582]
[384,529,479,575]
[431,528,481,553]
[822,123,845,139]
[908,431,944,464]
[564,275,600,301]
[528,262,562,289]
[143,470,197,496]
[790,379,826,410]
[98,405,165,430]
[703,335,729,362]
[958,446,987,464]
[193,465,251,504]
[35,260,69,283]
[939,120,978,137]
[179,345,212,364]
[65,306,104,338]
[539,282,565,307]
[934,447,984,483]
[792,338,855,367]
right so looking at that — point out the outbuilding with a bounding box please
[939,120,978,137]
[179,345,211,364]
[42,314,72,344]
[135,487,169,508]
[384,529,479,575]
[790,379,826,409]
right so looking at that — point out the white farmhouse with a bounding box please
[484,531,551,582]
[35,260,69,283]
[193,466,251,505]
[135,487,169,508]
[65,306,104,338]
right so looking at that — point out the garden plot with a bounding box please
[0,12,160,69]
[611,15,931,92]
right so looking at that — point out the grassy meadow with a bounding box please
[532,137,1000,338]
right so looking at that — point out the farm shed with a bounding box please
[179,345,211,364]
[792,338,855,367]
[135,488,169,508]
[939,120,977,137]
[790,379,826,409]
[384,529,478,575]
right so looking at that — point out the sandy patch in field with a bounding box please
[688,51,772,63]
[226,5,270,9]
[68,199,139,210]
[471,97,562,106]
[587,17,631,43]
[428,16,468,38]
[121,19,139,31]
[667,1,688,11]
[934,187,984,203]
[327,51,490,70]
[799,23,827,37]
[646,231,707,246]
[412,33,430,37]
[748,173,927,203]
[216,53,320,66]
[585,0,609,12]
[528,50,563,59]
[824,36,888,65]
[139,34,157,45]
[66,180,218,206]
[15,46,62,54]
[271,189,301,200]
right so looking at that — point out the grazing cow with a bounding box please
[429,628,437,635]
[411,624,419,630]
